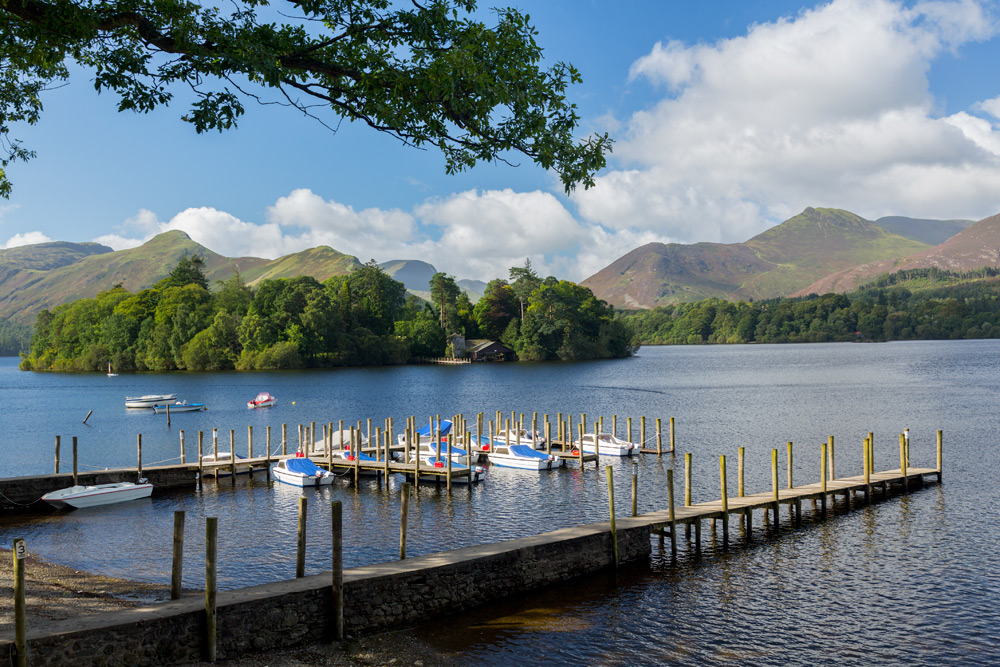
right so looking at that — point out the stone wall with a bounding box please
[0,518,652,665]
[0,466,198,511]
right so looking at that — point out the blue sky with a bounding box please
[3,0,1000,283]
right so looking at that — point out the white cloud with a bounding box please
[3,231,52,248]
[576,0,1000,243]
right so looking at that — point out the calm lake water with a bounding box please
[2,341,999,665]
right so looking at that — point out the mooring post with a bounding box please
[899,433,908,494]
[828,435,836,480]
[720,455,729,549]
[166,403,170,427]
[13,538,26,667]
[446,433,453,493]
[331,500,344,641]
[281,423,287,456]
[229,430,236,483]
[641,416,646,452]
[669,417,676,453]
[626,416,632,443]
[577,422,585,468]
[787,441,794,489]
[612,414,617,438]
[72,436,78,485]
[247,426,254,479]
[863,438,871,503]
[137,434,143,480]
[656,418,663,455]
[265,426,272,481]
[171,511,184,600]
[83,409,92,425]
[771,448,780,529]
[631,461,638,517]
[179,430,186,464]
[297,497,307,578]
[820,442,828,517]
[738,447,745,497]
[937,430,943,482]
[606,465,618,568]
[868,431,875,473]
[54,435,60,474]
[400,482,410,560]
[198,431,204,488]
[205,517,217,662]
[667,468,677,558]
[545,419,552,457]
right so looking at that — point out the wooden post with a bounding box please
[83,409,92,425]
[631,462,638,517]
[669,416,675,452]
[198,431,204,487]
[937,430,943,482]
[205,517,217,662]
[446,433,453,493]
[311,421,317,456]
[72,436,78,485]
[180,430,186,464]
[863,438,871,503]
[899,432,908,494]
[247,426,254,479]
[828,435,836,480]
[667,468,677,558]
[868,431,874,473]
[684,452,692,506]
[612,414,617,438]
[54,435,60,474]
[171,511,184,600]
[820,442,828,517]
[640,416,646,451]
[166,403,170,426]
[137,433,143,480]
[771,448,780,527]
[626,416,632,443]
[13,538,26,667]
[656,418,662,455]
[297,497,307,578]
[787,441,793,489]
[719,455,729,549]
[413,427,420,492]
[738,447,745,497]
[282,423,288,456]
[399,482,410,560]
[545,419,552,456]
[331,500,344,641]
[229,430,236,482]
[606,465,618,567]
[577,422,584,467]
[265,426,272,481]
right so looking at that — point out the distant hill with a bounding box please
[242,246,362,285]
[796,212,1000,295]
[873,216,974,246]
[582,208,930,309]
[379,259,485,303]
[0,241,113,270]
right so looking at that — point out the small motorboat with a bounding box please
[575,432,639,457]
[488,442,562,470]
[125,394,176,408]
[309,429,368,455]
[403,456,486,484]
[200,451,250,477]
[396,419,453,447]
[41,480,153,509]
[107,362,118,378]
[152,401,206,413]
[272,457,335,487]
[493,428,546,449]
[247,392,277,409]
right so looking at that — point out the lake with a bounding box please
[1,341,999,665]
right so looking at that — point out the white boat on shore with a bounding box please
[272,457,335,487]
[125,394,176,408]
[575,432,639,457]
[41,481,153,509]
[152,401,206,413]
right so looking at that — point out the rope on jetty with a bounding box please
[0,488,44,506]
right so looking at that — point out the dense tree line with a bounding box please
[621,272,1000,345]
[19,256,634,371]
[0,319,31,356]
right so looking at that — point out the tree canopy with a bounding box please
[0,0,611,197]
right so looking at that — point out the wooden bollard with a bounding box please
[165,403,170,426]
[247,426,254,479]
[72,436,78,485]
[937,430,943,481]
[606,465,618,567]
[667,468,677,557]
[171,511,184,600]
[198,431,204,488]
[54,435,60,474]
[399,482,410,559]
[771,449,780,527]
[828,435,836,480]
[229,430,236,482]
[868,431,875,473]
[899,433,908,494]
[446,433,453,493]
[83,409,92,425]
[820,442,828,516]
[577,422,584,467]
[863,438,871,503]
[787,441,794,489]
[626,416,632,443]
[137,434,143,480]
[631,462,638,517]
[719,455,729,549]
[179,430,186,464]
[612,414,617,438]
[684,452,692,506]
[205,517,217,662]
[282,423,288,456]
[738,447,745,497]
[640,416,646,451]
[669,416,675,452]
[13,538,26,667]
[331,500,344,641]
[656,418,662,455]
[311,421,317,456]
[265,426,271,481]
[296,497,307,578]
[545,419,552,456]
[413,426,420,491]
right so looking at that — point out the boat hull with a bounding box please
[125,394,177,408]
[273,468,335,486]
[152,403,206,413]
[247,399,277,409]
[488,453,562,470]
[42,482,153,509]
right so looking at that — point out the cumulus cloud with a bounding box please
[576,0,1000,244]
[3,231,53,248]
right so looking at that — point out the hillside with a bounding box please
[583,208,929,309]
[242,246,362,285]
[873,216,974,246]
[796,212,1000,295]
[380,259,485,302]
[0,241,112,271]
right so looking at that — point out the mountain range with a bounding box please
[580,208,986,309]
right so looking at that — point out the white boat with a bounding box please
[395,419,453,447]
[107,362,118,378]
[394,420,472,464]
[575,432,639,457]
[152,401,206,413]
[493,428,546,449]
[272,457,335,486]
[247,392,277,409]
[403,456,486,484]
[488,441,562,470]
[310,429,368,455]
[200,451,250,477]
[41,481,153,509]
[125,394,176,408]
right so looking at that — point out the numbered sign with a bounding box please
[13,539,26,560]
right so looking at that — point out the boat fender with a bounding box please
[346,455,354,461]
[481,445,490,452]
[434,461,444,468]
[572,449,580,456]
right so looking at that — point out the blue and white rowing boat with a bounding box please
[272,457,335,486]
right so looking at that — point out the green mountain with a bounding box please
[0,241,113,270]
[582,208,931,309]
[241,246,363,285]
[872,216,974,246]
